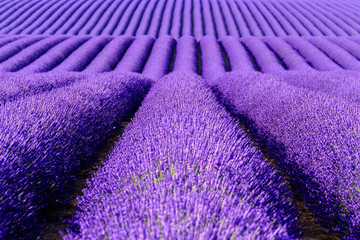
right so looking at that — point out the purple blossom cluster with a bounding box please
[0,73,152,239]
[212,71,360,238]
[63,72,299,240]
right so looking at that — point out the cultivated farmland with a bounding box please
[0,0,359,239]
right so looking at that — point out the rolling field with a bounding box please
[0,0,359,239]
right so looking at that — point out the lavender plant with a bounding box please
[262,36,313,71]
[306,37,360,71]
[284,36,342,71]
[219,36,255,72]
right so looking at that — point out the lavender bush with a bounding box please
[76,0,115,35]
[100,0,131,35]
[0,73,152,239]
[64,72,298,240]
[157,0,176,38]
[146,0,169,38]
[0,35,46,64]
[260,1,303,36]
[3,0,58,35]
[329,37,360,61]
[213,71,360,238]
[52,0,94,35]
[0,35,356,75]
[65,0,105,35]
[110,0,141,36]
[217,0,241,38]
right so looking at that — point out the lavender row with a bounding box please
[213,71,360,238]
[51,36,112,72]
[0,72,152,239]
[269,70,360,104]
[0,72,83,106]
[0,0,358,37]
[64,72,298,240]
[0,35,358,77]
[20,36,90,73]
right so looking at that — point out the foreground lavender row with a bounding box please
[64,72,298,239]
[0,73,152,239]
[0,0,358,37]
[0,35,359,79]
[213,71,360,238]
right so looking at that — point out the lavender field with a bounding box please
[0,0,359,239]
